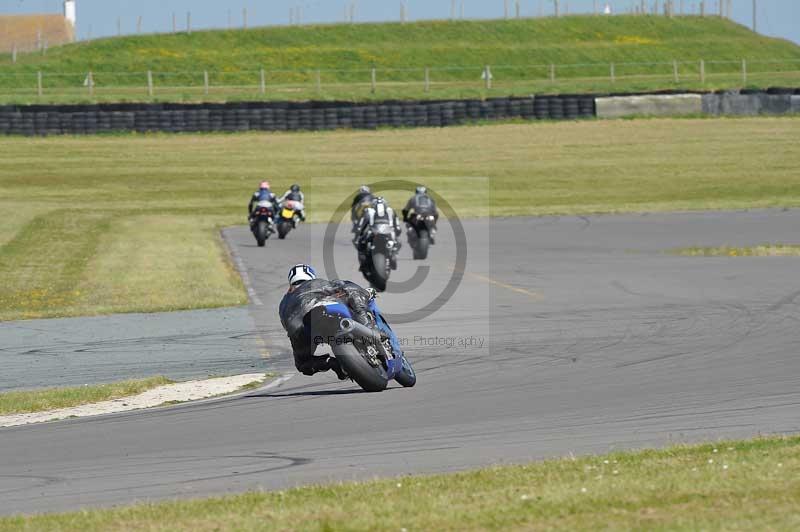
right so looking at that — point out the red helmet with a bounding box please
[260,181,270,189]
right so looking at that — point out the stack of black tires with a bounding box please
[0,94,603,136]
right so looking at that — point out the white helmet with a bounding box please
[288,264,317,286]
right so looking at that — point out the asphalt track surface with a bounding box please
[2,210,800,515]
[0,308,265,391]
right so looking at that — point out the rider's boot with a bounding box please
[328,358,348,380]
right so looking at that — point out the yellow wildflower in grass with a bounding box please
[614,36,659,46]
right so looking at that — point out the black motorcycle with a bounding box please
[360,223,399,292]
[406,213,436,260]
[250,201,275,247]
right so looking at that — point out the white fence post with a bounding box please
[137,16,142,34]
[12,44,17,64]
[88,71,94,96]
[37,71,43,97]
[204,70,209,95]
[260,69,266,94]
[424,67,430,93]
[700,59,705,83]
[741,59,747,85]
[147,70,153,97]
[673,60,679,82]
[371,68,377,94]
[610,62,616,83]
[484,65,492,89]
[549,64,555,83]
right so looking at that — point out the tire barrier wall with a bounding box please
[595,94,702,119]
[1,89,797,136]
[0,95,596,136]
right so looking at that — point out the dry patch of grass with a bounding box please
[74,214,247,315]
[0,376,172,416]
[1,435,799,530]
[676,244,800,257]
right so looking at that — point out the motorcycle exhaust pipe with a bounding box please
[339,318,381,344]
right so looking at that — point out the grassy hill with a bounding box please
[1,15,799,103]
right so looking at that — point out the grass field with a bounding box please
[1,117,799,321]
[1,16,799,103]
[0,376,171,415]
[1,435,798,530]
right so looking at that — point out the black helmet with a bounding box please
[291,184,300,193]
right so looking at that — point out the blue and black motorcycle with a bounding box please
[304,298,416,392]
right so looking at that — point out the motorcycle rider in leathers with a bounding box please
[351,185,374,233]
[402,185,439,244]
[248,181,280,226]
[277,184,306,224]
[354,196,402,272]
[279,264,376,379]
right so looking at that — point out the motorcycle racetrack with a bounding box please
[1,210,800,515]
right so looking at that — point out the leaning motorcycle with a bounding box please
[276,200,304,240]
[250,200,275,247]
[304,298,416,392]
[406,213,436,260]
[361,222,398,292]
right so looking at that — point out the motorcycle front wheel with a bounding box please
[394,356,417,388]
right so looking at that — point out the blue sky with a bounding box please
[2,0,798,44]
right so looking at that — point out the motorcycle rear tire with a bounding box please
[333,343,389,392]
[371,252,389,292]
[413,229,430,260]
[277,221,291,239]
[256,221,268,247]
